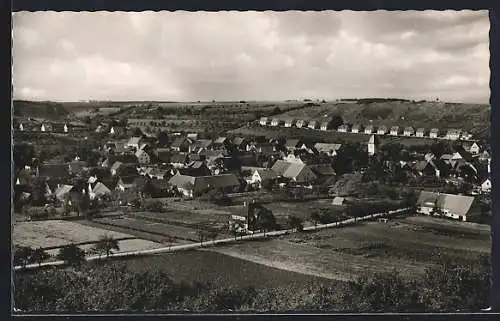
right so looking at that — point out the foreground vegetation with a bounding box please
[14,254,490,313]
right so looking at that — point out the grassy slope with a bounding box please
[13,100,70,120]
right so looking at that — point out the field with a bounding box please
[209,216,490,281]
[117,250,332,290]
[12,220,164,254]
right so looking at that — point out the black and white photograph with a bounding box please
[12,10,492,313]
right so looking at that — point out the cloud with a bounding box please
[12,10,490,103]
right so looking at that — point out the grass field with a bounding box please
[12,220,164,254]
[117,250,333,290]
[209,217,490,281]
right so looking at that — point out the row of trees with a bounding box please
[13,255,491,312]
[14,235,121,268]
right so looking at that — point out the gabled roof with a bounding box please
[126,137,142,146]
[92,182,112,196]
[232,137,247,146]
[378,125,388,131]
[170,153,188,164]
[285,139,301,148]
[214,137,227,144]
[314,143,342,153]
[271,160,292,176]
[169,173,240,191]
[111,161,123,172]
[135,149,151,158]
[436,193,474,216]
[308,164,336,176]
[390,126,399,131]
[404,126,414,131]
[55,184,74,200]
[193,139,213,149]
[430,128,439,132]
[416,128,425,133]
[171,137,191,148]
[254,168,277,181]
[283,163,306,178]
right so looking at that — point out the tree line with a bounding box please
[13,254,490,312]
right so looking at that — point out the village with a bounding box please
[12,99,492,277]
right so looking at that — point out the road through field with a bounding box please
[14,208,410,271]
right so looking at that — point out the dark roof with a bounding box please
[38,164,71,179]
[308,164,336,176]
[170,153,188,164]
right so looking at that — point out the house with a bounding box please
[109,126,116,135]
[168,173,241,197]
[367,135,379,156]
[446,129,462,140]
[232,137,249,151]
[413,160,440,177]
[18,123,24,131]
[415,128,425,137]
[285,139,302,151]
[424,153,436,162]
[351,124,362,134]
[364,125,374,134]
[271,160,317,183]
[170,153,189,168]
[320,122,329,131]
[466,142,481,155]
[403,127,415,136]
[416,191,477,222]
[481,178,491,193]
[38,164,71,180]
[308,164,336,179]
[191,139,213,154]
[40,124,47,132]
[54,184,74,201]
[270,118,281,127]
[259,117,268,126]
[89,182,112,200]
[170,137,193,153]
[284,119,294,128]
[135,149,152,164]
[429,128,439,138]
[332,196,345,206]
[125,137,143,151]
[295,119,305,128]
[211,137,229,150]
[314,143,342,157]
[390,126,400,136]
[187,133,198,141]
[337,124,349,133]
[115,175,145,192]
[460,131,473,140]
[307,120,318,129]
[178,161,212,177]
[110,161,123,176]
[248,169,278,188]
[377,126,388,135]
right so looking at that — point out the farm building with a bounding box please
[351,124,362,134]
[415,128,425,137]
[271,160,317,183]
[403,127,415,136]
[429,128,439,138]
[446,129,462,140]
[295,119,305,128]
[377,126,388,135]
[337,124,349,133]
[284,119,294,128]
[89,182,112,200]
[259,117,268,126]
[364,125,374,134]
[390,126,400,136]
[332,196,345,206]
[168,173,241,197]
[314,143,342,156]
[320,122,329,131]
[416,191,477,222]
[307,120,318,129]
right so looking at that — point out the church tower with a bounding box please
[367,134,378,156]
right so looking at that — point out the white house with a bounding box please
[364,125,374,134]
[469,142,481,155]
[446,129,461,140]
[351,124,362,134]
[481,178,491,193]
[403,127,414,136]
[337,124,349,133]
[416,191,476,222]
[249,169,277,188]
[126,137,142,150]
[284,119,294,128]
[270,118,280,126]
[390,126,399,136]
[429,128,439,138]
[377,126,388,135]
[307,120,318,129]
[295,119,305,128]
[320,122,329,131]
[415,128,425,137]
[259,117,268,126]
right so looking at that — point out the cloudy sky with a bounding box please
[12,10,490,103]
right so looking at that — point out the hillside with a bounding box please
[13,100,70,120]
[272,101,490,138]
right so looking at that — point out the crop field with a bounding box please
[119,250,333,290]
[246,199,345,222]
[129,212,231,234]
[210,217,490,281]
[12,220,163,254]
[93,216,209,242]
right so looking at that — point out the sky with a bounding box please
[12,10,490,103]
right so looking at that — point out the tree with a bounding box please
[328,114,344,130]
[31,247,50,267]
[310,211,321,230]
[77,192,91,218]
[93,235,120,259]
[57,244,85,267]
[287,215,304,232]
[13,246,34,268]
